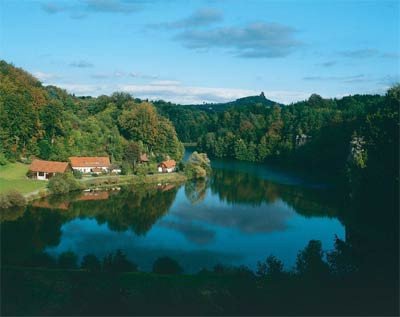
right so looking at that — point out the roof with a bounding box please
[29,159,69,173]
[159,159,176,168]
[69,156,110,168]
[140,153,149,162]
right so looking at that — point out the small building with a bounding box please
[110,164,122,174]
[69,156,111,174]
[158,159,176,173]
[29,159,70,180]
[140,153,150,163]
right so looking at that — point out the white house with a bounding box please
[69,156,111,174]
[158,160,176,173]
[28,159,70,180]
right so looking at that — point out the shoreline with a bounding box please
[22,172,188,203]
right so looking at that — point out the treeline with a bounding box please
[3,236,398,315]
[0,61,183,165]
[158,86,399,204]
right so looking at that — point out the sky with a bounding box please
[0,0,399,104]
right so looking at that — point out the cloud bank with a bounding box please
[175,22,302,58]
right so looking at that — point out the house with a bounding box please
[140,153,149,163]
[110,164,122,174]
[158,159,176,173]
[28,159,70,180]
[69,156,111,174]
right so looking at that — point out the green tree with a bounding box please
[152,256,183,274]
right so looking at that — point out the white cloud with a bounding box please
[119,82,258,104]
[33,71,60,82]
[48,81,311,104]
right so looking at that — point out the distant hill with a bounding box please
[185,92,282,112]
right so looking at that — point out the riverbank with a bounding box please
[0,165,188,203]
[0,163,47,195]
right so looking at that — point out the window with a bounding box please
[38,172,45,176]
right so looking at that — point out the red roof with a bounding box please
[69,156,110,168]
[29,159,69,173]
[159,159,176,168]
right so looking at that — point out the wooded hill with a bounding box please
[1,60,398,206]
[0,61,184,168]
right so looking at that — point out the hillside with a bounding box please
[185,92,282,112]
[0,61,184,164]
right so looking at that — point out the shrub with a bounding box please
[48,173,82,194]
[152,256,183,274]
[58,251,78,269]
[81,254,101,272]
[0,152,8,165]
[185,152,211,179]
[256,255,284,278]
[0,190,26,209]
[102,250,137,272]
[73,169,83,179]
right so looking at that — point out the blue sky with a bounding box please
[1,0,399,104]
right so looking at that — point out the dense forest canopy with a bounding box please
[0,61,184,164]
[0,60,398,205]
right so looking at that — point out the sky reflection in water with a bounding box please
[45,164,345,273]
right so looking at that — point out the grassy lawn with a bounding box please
[0,163,46,195]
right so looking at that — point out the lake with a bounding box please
[1,155,345,273]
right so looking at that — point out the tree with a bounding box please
[58,251,78,269]
[81,254,101,272]
[185,151,211,179]
[152,256,183,274]
[123,141,141,170]
[296,240,329,277]
[257,255,284,278]
[48,173,81,194]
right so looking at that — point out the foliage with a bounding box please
[185,151,211,179]
[58,251,78,269]
[152,256,183,274]
[47,173,82,194]
[296,240,329,277]
[103,250,137,272]
[123,141,141,170]
[81,254,101,272]
[256,255,284,278]
[0,61,183,165]
[0,152,8,165]
[0,190,26,209]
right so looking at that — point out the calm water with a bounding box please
[1,156,345,273]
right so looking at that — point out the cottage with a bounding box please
[28,159,70,180]
[158,160,176,173]
[69,156,111,174]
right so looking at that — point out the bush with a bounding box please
[256,255,284,278]
[73,169,83,179]
[102,250,137,272]
[0,190,26,209]
[58,251,78,269]
[185,152,211,179]
[152,256,183,275]
[0,152,8,165]
[81,254,101,272]
[48,173,82,194]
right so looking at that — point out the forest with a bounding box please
[0,60,398,207]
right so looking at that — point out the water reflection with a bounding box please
[1,164,345,272]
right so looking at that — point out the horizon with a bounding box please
[1,0,399,104]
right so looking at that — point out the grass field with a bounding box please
[0,163,46,195]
